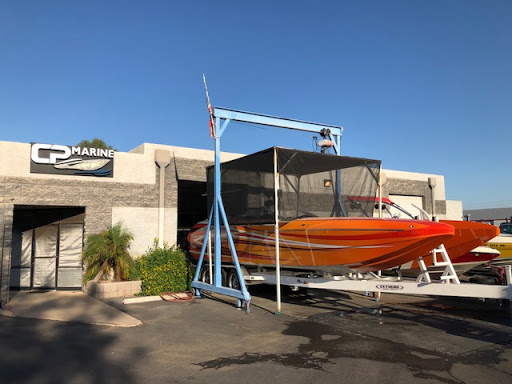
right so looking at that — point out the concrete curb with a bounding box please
[4,291,142,327]
[123,296,163,305]
[0,307,16,318]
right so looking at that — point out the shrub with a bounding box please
[136,241,193,296]
[82,222,135,283]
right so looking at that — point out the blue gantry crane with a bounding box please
[190,106,343,313]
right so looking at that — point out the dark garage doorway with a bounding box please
[10,206,86,290]
[177,181,207,251]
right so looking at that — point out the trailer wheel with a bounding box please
[228,269,241,290]
[201,266,228,286]
[221,269,228,287]
[200,266,211,284]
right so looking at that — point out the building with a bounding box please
[0,140,462,306]
[462,207,512,226]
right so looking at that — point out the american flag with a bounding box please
[203,74,215,138]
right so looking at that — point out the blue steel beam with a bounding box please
[191,208,214,284]
[213,116,222,288]
[217,118,231,138]
[218,197,251,302]
[214,107,343,140]
[330,133,341,157]
[191,113,252,312]
[191,282,250,302]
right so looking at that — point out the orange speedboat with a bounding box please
[190,148,459,275]
[353,197,500,272]
[402,220,499,270]
[399,246,500,277]
[188,217,455,273]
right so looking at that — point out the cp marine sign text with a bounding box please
[30,143,114,177]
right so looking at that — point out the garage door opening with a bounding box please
[10,206,85,290]
[177,181,207,251]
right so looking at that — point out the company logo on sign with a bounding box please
[30,143,114,177]
[375,284,404,291]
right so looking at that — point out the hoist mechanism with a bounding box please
[313,128,335,153]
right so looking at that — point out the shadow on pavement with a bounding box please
[249,283,512,348]
[0,290,146,383]
[4,290,140,327]
[0,315,145,384]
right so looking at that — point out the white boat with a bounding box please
[54,158,111,171]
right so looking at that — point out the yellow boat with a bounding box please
[485,234,512,264]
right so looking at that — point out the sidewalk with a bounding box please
[0,290,141,327]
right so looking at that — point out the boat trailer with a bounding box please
[198,242,512,308]
[244,265,512,301]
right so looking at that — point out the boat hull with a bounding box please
[486,234,512,265]
[399,246,501,277]
[398,220,499,271]
[188,217,455,273]
[440,220,499,259]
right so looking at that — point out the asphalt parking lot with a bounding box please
[1,287,511,384]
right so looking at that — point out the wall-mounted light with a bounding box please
[324,179,332,187]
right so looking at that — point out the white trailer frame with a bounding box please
[245,266,512,300]
[216,240,512,302]
[204,242,512,303]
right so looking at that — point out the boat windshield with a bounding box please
[500,223,512,235]
[347,196,421,220]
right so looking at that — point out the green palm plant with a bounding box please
[82,222,135,283]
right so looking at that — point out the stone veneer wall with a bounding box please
[0,181,13,306]
[174,158,212,182]
[0,164,178,306]
[384,178,446,217]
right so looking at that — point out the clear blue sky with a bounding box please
[1,1,511,209]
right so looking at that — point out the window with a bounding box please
[500,223,512,234]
